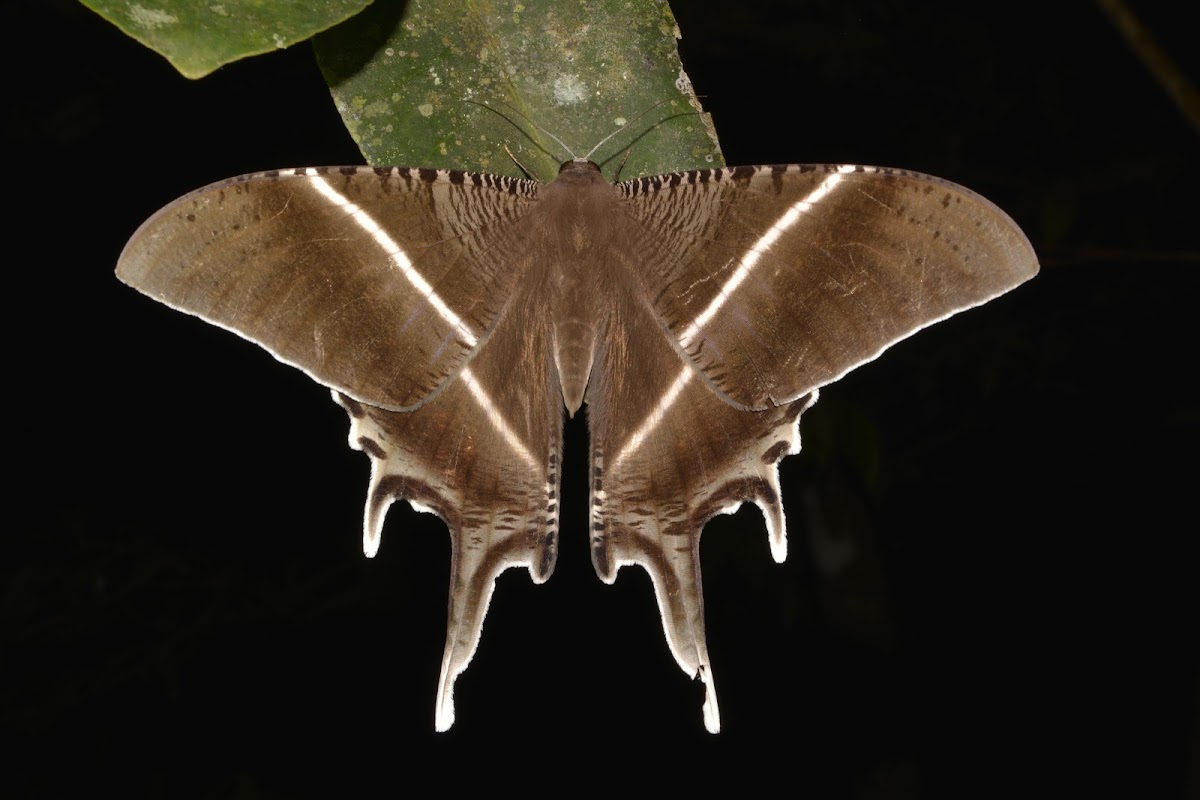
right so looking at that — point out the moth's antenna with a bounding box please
[612,148,633,182]
[467,96,705,166]
[582,97,687,162]
[502,144,537,180]
[465,98,578,161]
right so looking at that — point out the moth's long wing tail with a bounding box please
[338,383,562,730]
[585,282,819,731]
[333,276,563,729]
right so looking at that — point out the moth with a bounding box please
[117,154,1037,732]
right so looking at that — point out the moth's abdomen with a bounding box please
[552,312,598,416]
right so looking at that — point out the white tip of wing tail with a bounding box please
[363,531,381,559]
[700,665,721,733]
[362,457,398,559]
[769,522,788,564]
[362,464,386,558]
[760,496,789,564]
[435,678,456,732]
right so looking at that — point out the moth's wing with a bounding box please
[619,165,1039,409]
[118,167,539,411]
[588,165,1037,731]
[587,300,816,731]
[335,271,563,731]
[119,167,563,731]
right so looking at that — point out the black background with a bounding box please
[7,1,1197,796]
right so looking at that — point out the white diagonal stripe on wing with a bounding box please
[613,365,693,468]
[309,172,479,348]
[460,366,539,472]
[312,173,537,472]
[677,166,853,350]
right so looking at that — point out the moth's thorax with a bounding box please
[539,160,623,415]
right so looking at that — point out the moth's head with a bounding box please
[553,158,606,186]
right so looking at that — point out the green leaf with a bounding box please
[80,0,719,176]
[313,0,722,178]
[79,0,373,79]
